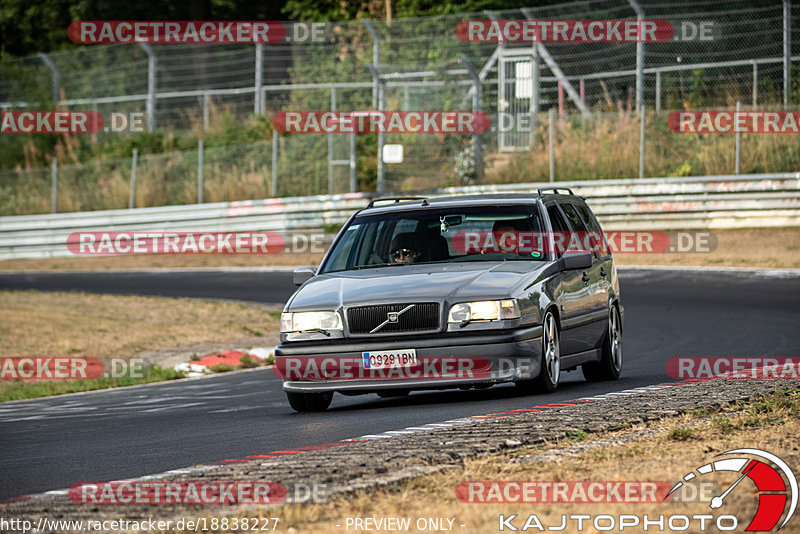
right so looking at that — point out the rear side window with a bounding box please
[546,205,569,257]
[574,203,610,257]
[574,203,602,233]
[558,202,589,232]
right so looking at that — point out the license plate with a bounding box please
[362,349,417,370]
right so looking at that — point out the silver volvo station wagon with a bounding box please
[275,190,623,411]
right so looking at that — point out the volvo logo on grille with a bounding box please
[370,304,415,333]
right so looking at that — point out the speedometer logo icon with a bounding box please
[667,449,798,531]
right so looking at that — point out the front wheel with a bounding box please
[582,304,622,382]
[519,310,561,394]
[286,391,333,412]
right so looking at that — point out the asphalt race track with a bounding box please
[1,268,799,500]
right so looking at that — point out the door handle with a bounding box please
[600,267,607,277]
[582,272,590,283]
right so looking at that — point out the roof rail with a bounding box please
[537,187,575,197]
[366,196,428,208]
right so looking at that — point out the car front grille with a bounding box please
[347,303,440,334]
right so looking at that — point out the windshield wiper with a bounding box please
[352,262,407,270]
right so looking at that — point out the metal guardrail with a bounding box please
[0,173,798,260]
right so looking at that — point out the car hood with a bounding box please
[286,261,548,310]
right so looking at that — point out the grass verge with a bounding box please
[0,290,279,401]
[0,365,185,402]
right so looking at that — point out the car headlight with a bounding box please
[447,299,520,323]
[280,311,343,332]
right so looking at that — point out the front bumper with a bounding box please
[275,325,543,393]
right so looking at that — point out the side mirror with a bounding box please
[293,265,317,286]
[560,251,592,271]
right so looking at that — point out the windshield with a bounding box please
[320,205,546,273]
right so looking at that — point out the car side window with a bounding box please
[559,201,599,257]
[546,204,569,258]
[326,224,361,271]
[574,203,610,258]
[559,202,589,232]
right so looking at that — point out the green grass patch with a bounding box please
[0,365,185,402]
[666,427,695,441]
[569,429,588,442]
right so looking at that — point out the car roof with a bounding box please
[357,193,583,216]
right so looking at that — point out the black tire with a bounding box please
[518,309,561,394]
[582,304,623,382]
[286,391,333,412]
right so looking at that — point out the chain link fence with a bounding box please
[1,0,798,215]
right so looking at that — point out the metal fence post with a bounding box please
[367,65,386,193]
[272,132,278,197]
[254,43,263,114]
[129,148,138,209]
[531,42,540,148]
[197,139,204,204]
[460,57,483,183]
[350,131,357,193]
[784,0,791,107]
[735,101,742,174]
[752,62,758,107]
[139,44,157,132]
[377,79,386,193]
[548,108,555,183]
[363,20,380,109]
[655,70,661,112]
[532,43,540,118]
[639,105,646,178]
[50,157,58,214]
[203,93,210,131]
[38,53,60,104]
[328,87,336,195]
[627,0,645,110]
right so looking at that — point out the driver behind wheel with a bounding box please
[389,232,423,264]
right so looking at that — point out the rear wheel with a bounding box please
[286,391,333,412]
[582,304,622,382]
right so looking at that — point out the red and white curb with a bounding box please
[174,348,274,377]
